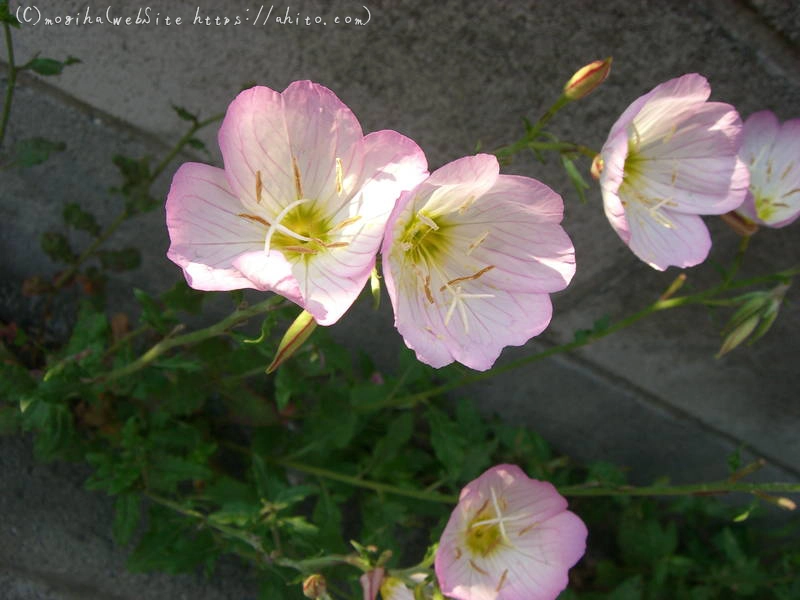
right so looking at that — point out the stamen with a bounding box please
[629,122,641,151]
[458,195,477,214]
[255,170,263,203]
[469,560,489,576]
[466,231,489,255]
[282,245,318,254]
[323,241,349,249]
[782,188,800,199]
[780,163,794,180]
[423,275,434,304]
[335,157,344,195]
[329,215,362,232]
[518,522,538,536]
[264,198,313,255]
[662,123,678,144]
[441,265,495,291]
[417,212,439,230]
[292,156,304,200]
[495,570,509,592]
[454,547,462,560]
[766,160,773,178]
[238,213,271,227]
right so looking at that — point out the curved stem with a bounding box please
[52,112,224,290]
[102,297,281,382]
[0,20,17,146]
[366,266,799,413]
[270,456,800,504]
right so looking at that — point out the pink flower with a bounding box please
[598,73,749,270]
[435,465,587,600]
[166,81,427,325]
[380,154,575,371]
[735,111,800,228]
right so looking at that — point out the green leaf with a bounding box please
[113,493,141,546]
[133,288,175,333]
[172,104,198,123]
[609,576,643,600]
[161,280,205,314]
[427,406,468,481]
[27,57,66,75]
[97,248,141,272]
[12,137,66,167]
[561,154,590,203]
[0,1,21,27]
[618,502,678,567]
[40,231,76,263]
[63,202,101,236]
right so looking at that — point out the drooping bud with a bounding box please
[266,309,318,373]
[563,57,612,101]
[720,210,759,237]
[359,567,385,600]
[302,574,329,599]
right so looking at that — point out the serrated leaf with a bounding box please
[0,1,21,27]
[161,280,205,314]
[113,493,141,546]
[13,137,65,167]
[27,57,66,75]
[63,202,101,235]
[98,247,141,272]
[186,137,206,150]
[172,104,198,123]
[40,231,76,263]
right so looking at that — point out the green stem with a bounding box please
[53,209,129,289]
[51,112,224,290]
[366,266,799,413]
[271,456,800,504]
[146,491,367,574]
[102,297,281,382]
[149,112,223,182]
[271,457,459,504]
[0,20,17,147]
[559,481,800,497]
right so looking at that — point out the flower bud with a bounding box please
[590,154,604,180]
[266,309,317,373]
[302,574,328,599]
[563,57,612,100]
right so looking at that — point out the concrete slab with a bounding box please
[0,436,260,600]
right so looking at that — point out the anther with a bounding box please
[238,213,271,227]
[329,215,362,232]
[466,231,489,255]
[495,570,509,592]
[441,265,495,291]
[255,170,263,203]
[417,212,439,230]
[469,560,489,576]
[292,156,304,200]
[423,275,434,304]
[335,157,344,195]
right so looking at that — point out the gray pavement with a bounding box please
[2,0,799,597]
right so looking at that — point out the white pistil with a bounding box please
[442,283,494,333]
[264,198,313,255]
[469,487,531,545]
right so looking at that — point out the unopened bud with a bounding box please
[302,574,328,599]
[266,309,318,373]
[590,154,604,180]
[564,57,612,101]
